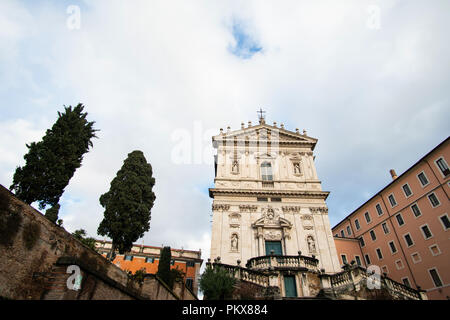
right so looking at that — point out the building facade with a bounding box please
[332,137,449,300]
[209,116,341,275]
[95,240,203,295]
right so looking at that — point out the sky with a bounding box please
[1,0,449,281]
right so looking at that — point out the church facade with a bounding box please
[209,116,341,273]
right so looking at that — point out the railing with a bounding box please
[208,262,270,287]
[330,271,351,287]
[262,181,274,188]
[326,266,424,300]
[246,254,319,271]
[385,276,422,300]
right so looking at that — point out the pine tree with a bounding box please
[97,150,156,257]
[157,246,172,286]
[10,103,97,213]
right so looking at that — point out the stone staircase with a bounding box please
[34,265,71,300]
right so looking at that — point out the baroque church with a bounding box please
[207,111,427,300]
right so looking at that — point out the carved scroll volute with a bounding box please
[257,227,264,238]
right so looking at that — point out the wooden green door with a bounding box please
[265,241,282,255]
[284,276,297,297]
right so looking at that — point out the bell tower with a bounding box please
[209,114,341,273]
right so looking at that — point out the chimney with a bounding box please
[390,169,397,180]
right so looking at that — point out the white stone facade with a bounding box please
[209,119,341,273]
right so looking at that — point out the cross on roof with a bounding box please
[257,108,266,122]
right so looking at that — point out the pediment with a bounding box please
[212,123,317,145]
[252,206,293,229]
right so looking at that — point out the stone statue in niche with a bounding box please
[231,234,238,251]
[232,160,239,174]
[293,162,301,174]
[267,208,275,220]
[307,235,316,253]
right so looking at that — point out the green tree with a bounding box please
[44,204,60,223]
[157,246,172,286]
[97,150,156,258]
[199,265,236,300]
[10,104,97,218]
[72,229,96,250]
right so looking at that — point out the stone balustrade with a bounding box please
[208,262,270,287]
[322,265,426,300]
[246,254,319,272]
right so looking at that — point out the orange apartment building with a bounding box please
[95,240,203,295]
[332,137,449,300]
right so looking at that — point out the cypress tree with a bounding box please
[97,150,156,257]
[10,103,97,213]
[157,246,172,286]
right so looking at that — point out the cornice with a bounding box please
[209,188,329,199]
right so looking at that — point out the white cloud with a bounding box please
[1,0,449,267]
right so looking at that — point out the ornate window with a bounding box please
[261,162,273,181]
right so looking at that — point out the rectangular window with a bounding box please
[271,197,282,202]
[395,259,404,270]
[375,203,383,216]
[402,184,413,197]
[145,257,155,263]
[388,194,397,207]
[341,254,348,264]
[364,254,371,265]
[404,233,414,247]
[435,157,450,177]
[124,255,133,261]
[429,244,441,256]
[421,225,433,239]
[340,230,345,237]
[364,212,371,223]
[402,277,411,287]
[359,236,365,247]
[261,162,273,181]
[257,197,268,202]
[428,193,440,207]
[411,252,421,264]
[382,222,390,234]
[417,172,429,186]
[370,230,377,241]
[389,241,397,254]
[346,226,352,236]
[411,204,421,218]
[355,255,362,266]
[376,248,383,260]
[396,213,405,226]
[439,214,450,230]
[186,261,195,268]
[429,269,443,287]
[355,219,360,230]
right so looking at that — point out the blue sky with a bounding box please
[1,0,449,275]
[229,19,263,59]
